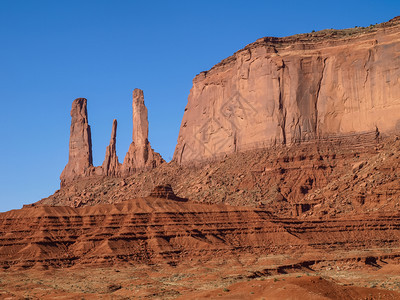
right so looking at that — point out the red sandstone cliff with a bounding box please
[173,18,400,164]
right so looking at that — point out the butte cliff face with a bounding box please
[173,18,400,164]
[60,89,164,186]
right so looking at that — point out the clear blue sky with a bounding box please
[0,0,398,212]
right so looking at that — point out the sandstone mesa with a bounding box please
[45,16,400,214]
[174,17,400,163]
[62,17,400,183]
[2,17,400,299]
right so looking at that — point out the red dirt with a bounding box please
[2,136,399,299]
[180,276,400,300]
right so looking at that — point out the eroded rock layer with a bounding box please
[174,18,400,164]
[40,135,400,219]
[1,196,400,270]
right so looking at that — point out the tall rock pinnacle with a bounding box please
[102,119,120,176]
[122,89,164,174]
[60,98,93,186]
[132,88,149,167]
[59,90,164,185]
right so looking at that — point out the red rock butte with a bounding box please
[2,17,400,299]
[173,17,400,164]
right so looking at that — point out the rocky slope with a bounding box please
[3,17,400,299]
[174,17,400,164]
[53,18,400,210]
[38,134,400,219]
[2,192,400,270]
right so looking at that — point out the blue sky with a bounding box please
[0,0,398,212]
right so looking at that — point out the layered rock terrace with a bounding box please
[2,18,400,299]
[2,196,400,270]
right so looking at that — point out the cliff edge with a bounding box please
[173,17,400,164]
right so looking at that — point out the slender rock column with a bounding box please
[60,98,93,186]
[102,119,120,176]
[122,89,164,174]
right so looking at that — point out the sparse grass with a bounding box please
[3,252,400,298]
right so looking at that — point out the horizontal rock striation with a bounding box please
[174,17,400,164]
[38,134,400,217]
[148,184,188,202]
[1,197,400,269]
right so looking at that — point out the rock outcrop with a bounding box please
[60,98,93,186]
[173,18,400,164]
[40,133,400,217]
[148,184,188,202]
[2,197,400,269]
[122,89,164,174]
[60,90,163,186]
[102,119,120,176]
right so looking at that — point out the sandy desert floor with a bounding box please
[2,252,400,299]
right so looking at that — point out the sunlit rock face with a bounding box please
[60,98,93,186]
[102,119,120,176]
[122,88,164,175]
[174,19,400,164]
[60,89,164,186]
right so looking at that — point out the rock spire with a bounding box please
[102,119,120,176]
[122,89,164,174]
[60,98,93,186]
[60,89,164,186]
